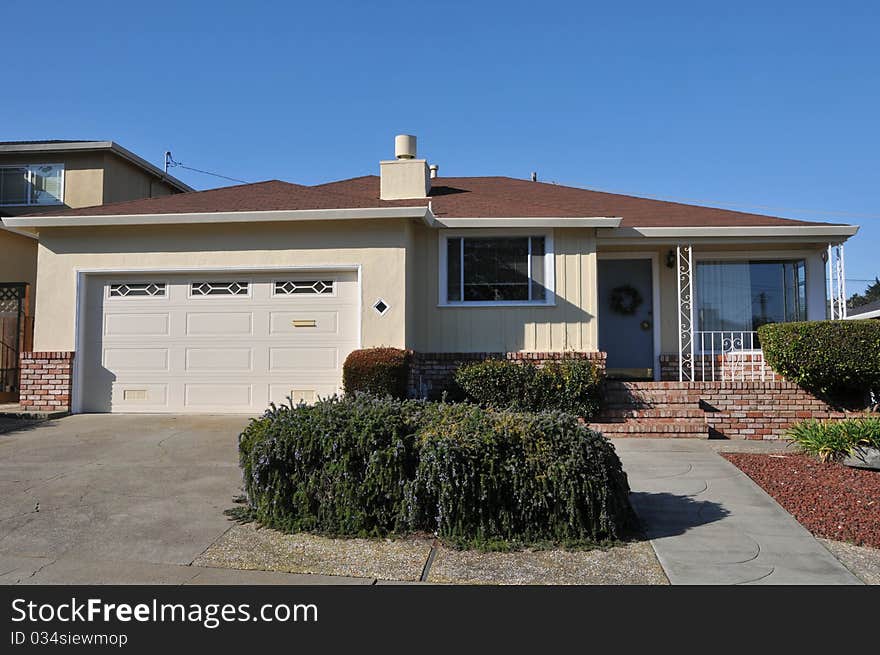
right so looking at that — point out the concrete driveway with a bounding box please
[0,415,370,585]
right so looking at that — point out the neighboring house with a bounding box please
[845,299,880,320]
[2,135,858,414]
[0,140,191,401]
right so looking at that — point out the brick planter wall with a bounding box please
[409,351,606,400]
[19,351,74,413]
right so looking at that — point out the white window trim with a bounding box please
[438,229,556,307]
[0,163,65,207]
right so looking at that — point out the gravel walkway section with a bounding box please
[819,539,880,585]
[195,523,432,582]
[427,542,668,585]
[722,453,880,549]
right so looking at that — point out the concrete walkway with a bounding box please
[613,439,862,585]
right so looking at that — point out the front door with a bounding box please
[598,259,654,379]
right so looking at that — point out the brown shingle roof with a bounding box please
[33,175,840,228]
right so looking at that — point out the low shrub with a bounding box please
[407,403,636,548]
[239,395,426,535]
[758,320,880,402]
[239,395,636,548]
[342,347,411,399]
[454,357,603,419]
[786,417,880,462]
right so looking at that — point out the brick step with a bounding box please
[588,419,708,439]
[603,395,700,408]
[598,408,707,420]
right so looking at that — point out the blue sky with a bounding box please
[3,0,878,293]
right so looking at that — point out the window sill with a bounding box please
[437,302,557,308]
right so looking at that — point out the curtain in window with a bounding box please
[696,260,807,334]
[697,261,753,331]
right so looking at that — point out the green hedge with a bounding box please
[239,395,635,548]
[758,320,880,399]
[454,357,603,420]
[239,395,424,535]
[342,347,411,399]
[407,403,634,547]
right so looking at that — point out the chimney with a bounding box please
[380,134,431,200]
[429,164,439,179]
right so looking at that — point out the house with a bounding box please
[1,135,858,415]
[845,299,880,320]
[0,140,191,401]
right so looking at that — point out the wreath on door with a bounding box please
[609,284,644,315]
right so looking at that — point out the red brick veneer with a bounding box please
[659,353,782,382]
[616,380,857,440]
[19,351,74,412]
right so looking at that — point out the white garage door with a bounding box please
[81,272,359,413]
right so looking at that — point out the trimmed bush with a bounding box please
[239,395,426,536]
[787,417,880,462]
[239,395,636,548]
[407,403,635,547]
[758,320,880,400]
[342,347,411,399]
[454,357,603,419]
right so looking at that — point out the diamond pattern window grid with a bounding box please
[274,280,335,296]
[109,282,167,298]
[191,282,249,296]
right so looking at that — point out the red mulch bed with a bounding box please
[723,453,880,549]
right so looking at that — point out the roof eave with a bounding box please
[597,224,859,244]
[1,206,433,229]
[428,217,622,228]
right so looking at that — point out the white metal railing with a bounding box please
[693,331,769,381]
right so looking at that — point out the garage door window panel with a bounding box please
[108,282,167,299]
[273,280,336,296]
[190,281,251,297]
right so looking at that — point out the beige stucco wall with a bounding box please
[599,242,829,354]
[0,229,38,313]
[102,153,177,203]
[33,220,410,352]
[408,225,598,352]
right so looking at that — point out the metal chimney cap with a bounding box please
[429,164,439,178]
[394,135,417,160]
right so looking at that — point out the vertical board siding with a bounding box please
[411,226,598,352]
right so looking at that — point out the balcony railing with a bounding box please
[693,330,770,381]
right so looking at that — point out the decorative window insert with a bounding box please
[274,280,335,296]
[440,233,554,305]
[0,164,64,206]
[109,282,167,298]
[190,281,249,296]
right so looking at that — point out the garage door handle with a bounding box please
[292,320,317,328]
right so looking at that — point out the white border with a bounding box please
[597,252,662,381]
[437,228,556,307]
[71,264,362,414]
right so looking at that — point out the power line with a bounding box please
[164,151,249,185]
